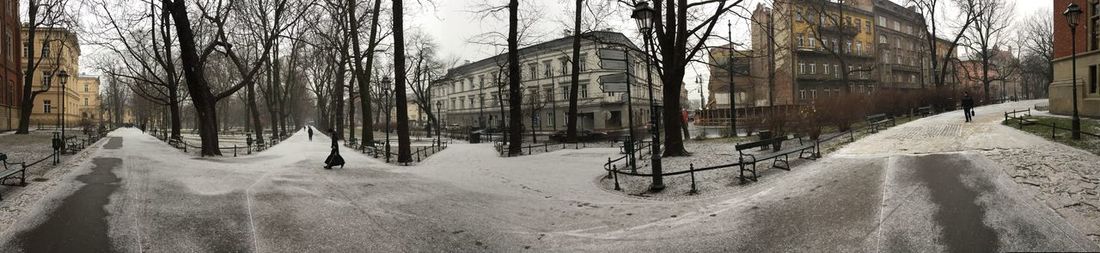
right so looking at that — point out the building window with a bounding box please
[834,65,840,78]
[529,63,537,80]
[799,89,806,100]
[579,53,588,71]
[799,62,805,74]
[543,61,552,77]
[84,97,89,106]
[1091,65,1098,93]
[22,42,28,58]
[41,42,50,57]
[1090,1,1099,50]
[580,84,589,98]
[809,63,816,74]
[855,42,862,55]
[560,58,569,75]
[44,100,51,113]
[561,85,570,100]
[797,33,804,48]
[823,63,830,75]
[42,72,52,90]
[878,16,886,25]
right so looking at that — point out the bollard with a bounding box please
[689,164,698,194]
[1052,122,1057,139]
[234,145,238,157]
[612,165,621,191]
[607,157,614,178]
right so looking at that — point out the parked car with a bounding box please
[549,130,608,142]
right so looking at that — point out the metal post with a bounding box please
[1070,13,1082,140]
[624,48,637,170]
[689,164,697,194]
[728,21,737,138]
[641,31,663,191]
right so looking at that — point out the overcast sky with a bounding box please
[75,0,1053,99]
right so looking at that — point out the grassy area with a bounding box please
[1004,115,1100,154]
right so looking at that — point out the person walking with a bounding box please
[961,92,975,123]
[307,126,314,141]
[324,128,345,169]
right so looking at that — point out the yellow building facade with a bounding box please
[21,27,80,128]
[77,75,100,126]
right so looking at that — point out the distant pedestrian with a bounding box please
[962,92,975,123]
[324,128,345,169]
[307,127,314,141]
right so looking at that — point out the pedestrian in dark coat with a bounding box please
[324,128,345,169]
[307,127,314,141]
[961,92,975,122]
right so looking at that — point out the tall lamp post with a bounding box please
[382,77,392,162]
[1065,3,1082,140]
[632,1,663,191]
[436,100,443,146]
[58,70,69,153]
[727,21,737,137]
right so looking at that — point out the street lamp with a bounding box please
[436,100,443,146]
[57,69,68,151]
[632,0,664,192]
[382,77,392,162]
[1065,3,1082,140]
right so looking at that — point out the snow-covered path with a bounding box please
[0,99,1096,252]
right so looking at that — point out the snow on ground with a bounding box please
[0,130,105,236]
[0,100,1098,251]
[834,99,1100,243]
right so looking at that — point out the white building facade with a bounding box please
[432,31,663,136]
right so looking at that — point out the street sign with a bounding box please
[603,83,628,93]
[598,48,627,60]
[599,73,629,92]
[599,59,628,70]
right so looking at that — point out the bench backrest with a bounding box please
[865,113,887,121]
[0,153,5,162]
[735,135,796,152]
[918,106,932,111]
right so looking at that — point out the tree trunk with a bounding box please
[393,0,412,163]
[164,0,223,156]
[507,0,524,155]
[353,0,381,145]
[169,90,182,140]
[566,0,583,142]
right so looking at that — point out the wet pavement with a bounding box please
[2,157,122,252]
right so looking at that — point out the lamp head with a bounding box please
[1065,3,1083,28]
[57,70,69,85]
[631,1,655,34]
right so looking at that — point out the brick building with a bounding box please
[0,0,21,132]
[1050,0,1100,117]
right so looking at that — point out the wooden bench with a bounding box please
[734,135,816,183]
[916,106,933,117]
[0,153,28,200]
[865,114,895,133]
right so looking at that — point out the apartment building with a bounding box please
[432,31,662,134]
[22,26,80,128]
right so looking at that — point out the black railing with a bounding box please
[599,108,946,193]
[1005,109,1100,140]
[154,128,296,157]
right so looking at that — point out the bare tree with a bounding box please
[962,0,1012,102]
[911,0,982,88]
[161,0,310,155]
[16,0,72,134]
[1019,9,1052,98]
